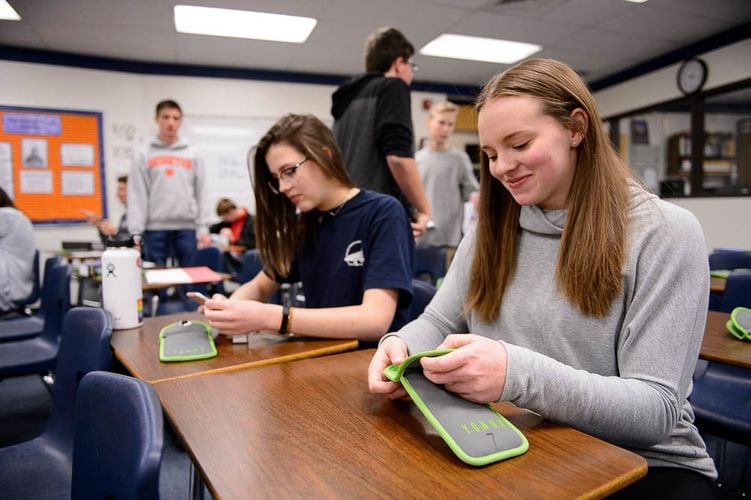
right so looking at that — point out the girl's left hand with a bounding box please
[419,334,508,404]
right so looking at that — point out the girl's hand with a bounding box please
[203,297,276,335]
[368,336,409,399]
[420,334,508,404]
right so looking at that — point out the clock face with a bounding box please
[677,58,707,95]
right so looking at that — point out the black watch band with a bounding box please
[279,303,290,334]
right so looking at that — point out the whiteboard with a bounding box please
[182,113,277,222]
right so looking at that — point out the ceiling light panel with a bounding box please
[420,34,541,64]
[174,5,317,43]
[0,0,21,21]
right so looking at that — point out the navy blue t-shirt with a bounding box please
[284,189,414,332]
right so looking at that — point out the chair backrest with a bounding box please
[720,271,751,312]
[409,279,438,321]
[235,249,263,284]
[709,251,751,271]
[45,307,113,442]
[413,246,447,286]
[12,249,41,309]
[40,260,72,341]
[72,371,163,500]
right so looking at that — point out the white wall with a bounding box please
[0,59,444,261]
[594,37,751,252]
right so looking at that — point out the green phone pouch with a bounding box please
[385,348,528,466]
[727,307,751,341]
[159,319,218,362]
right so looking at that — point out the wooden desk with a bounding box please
[111,312,358,383]
[700,311,751,369]
[710,277,725,294]
[155,349,647,498]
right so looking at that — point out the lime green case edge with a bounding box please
[387,348,529,466]
[158,321,218,362]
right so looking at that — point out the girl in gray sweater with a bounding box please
[368,59,716,497]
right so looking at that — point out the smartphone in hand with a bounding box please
[186,291,210,305]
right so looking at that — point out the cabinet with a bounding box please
[667,132,736,179]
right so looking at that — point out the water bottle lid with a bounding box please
[105,235,136,248]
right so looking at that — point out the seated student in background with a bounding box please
[368,59,717,497]
[207,198,255,274]
[83,174,131,244]
[0,187,36,314]
[202,114,414,344]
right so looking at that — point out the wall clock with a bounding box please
[677,58,708,95]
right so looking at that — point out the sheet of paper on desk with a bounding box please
[144,268,192,284]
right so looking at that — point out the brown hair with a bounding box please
[215,198,237,216]
[468,58,632,321]
[155,99,182,117]
[365,27,414,73]
[251,114,353,279]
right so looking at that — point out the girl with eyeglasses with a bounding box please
[202,114,414,344]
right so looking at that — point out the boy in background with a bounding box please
[128,99,207,266]
[416,101,478,261]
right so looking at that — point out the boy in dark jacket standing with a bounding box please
[331,27,430,239]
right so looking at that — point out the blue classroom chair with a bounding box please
[0,307,113,499]
[709,251,751,272]
[72,371,163,500]
[10,249,41,313]
[233,249,263,284]
[409,279,437,322]
[0,256,67,342]
[0,262,72,376]
[414,246,447,286]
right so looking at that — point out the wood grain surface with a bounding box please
[155,349,647,499]
[110,312,358,383]
[701,310,751,369]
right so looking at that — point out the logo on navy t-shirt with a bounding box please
[344,240,364,267]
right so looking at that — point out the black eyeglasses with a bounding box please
[409,60,419,73]
[267,157,309,194]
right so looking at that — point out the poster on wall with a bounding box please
[0,105,105,223]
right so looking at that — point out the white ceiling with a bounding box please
[1,0,750,88]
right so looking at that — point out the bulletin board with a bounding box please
[0,105,105,224]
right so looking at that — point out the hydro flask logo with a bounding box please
[106,262,117,278]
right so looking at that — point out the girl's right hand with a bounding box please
[368,336,409,399]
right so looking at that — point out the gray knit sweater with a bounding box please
[396,188,717,478]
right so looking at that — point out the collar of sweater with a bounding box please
[519,204,566,236]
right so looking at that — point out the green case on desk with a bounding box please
[159,320,217,362]
[385,349,528,466]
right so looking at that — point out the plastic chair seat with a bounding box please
[0,315,45,342]
[0,438,73,499]
[690,363,751,446]
[0,333,59,376]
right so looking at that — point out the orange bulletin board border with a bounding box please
[0,105,106,224]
